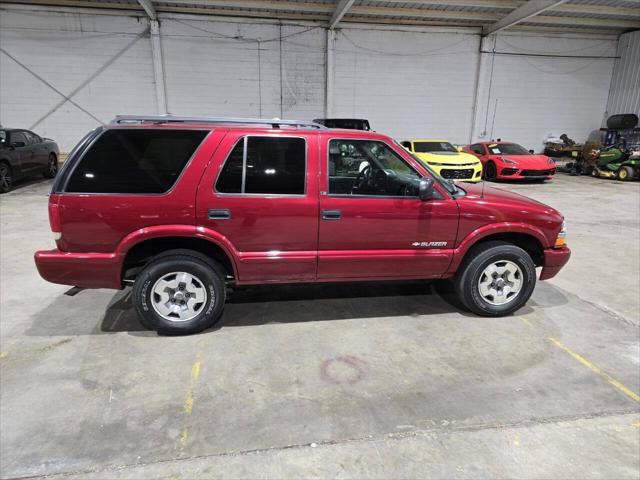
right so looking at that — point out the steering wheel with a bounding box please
[354,165,372,192]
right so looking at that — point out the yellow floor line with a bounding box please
[177,352,203,447]
[548,337,640,403]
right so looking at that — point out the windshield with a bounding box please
[414,141,457,153]
[486,143,529,155]
[393,140,457,195]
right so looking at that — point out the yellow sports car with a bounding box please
[401,139,482,182]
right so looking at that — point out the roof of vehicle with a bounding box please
[106,115,389,139]
[405,138,452,143]
[478,140,520,145]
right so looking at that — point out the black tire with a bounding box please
[617,166,634,182]
[454,241,536,317]
[484,161,497,181]
[133,250,226,335]
[43,153,58,179]
[0,162,12,193]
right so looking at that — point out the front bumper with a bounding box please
[432,163,483,182]
[34,249,123,289]
[539,246,571,280]
[498,167,556,180]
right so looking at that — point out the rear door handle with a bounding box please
[321,209,341,220]
[208,208,231,220]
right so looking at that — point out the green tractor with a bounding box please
[591,137,640,181]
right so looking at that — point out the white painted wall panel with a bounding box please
[606,30,640,117]
[160,19,325,120]
[471,33,617,151]
[0,4,622,154]
[0,8,156,150]
[332,27,480,145]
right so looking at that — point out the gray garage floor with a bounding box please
[1,175,639,479]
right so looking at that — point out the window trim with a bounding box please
[61,128,211,196]
[214,134,308,197]
[326,137,429,200]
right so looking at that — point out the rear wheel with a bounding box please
[133,251,226,334]
[454,241,536,316]
[0,162,12,193]
[43,153,58,179]
[617,166,633,181]
[484,161,497,181]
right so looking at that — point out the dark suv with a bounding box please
[35,115,570,335]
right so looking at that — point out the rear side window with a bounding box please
[215,136,306,195]
[65,129,207,194]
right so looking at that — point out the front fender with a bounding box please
[446,222,548,274]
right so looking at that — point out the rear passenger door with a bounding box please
[196,131,319,284]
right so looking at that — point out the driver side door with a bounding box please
[318,137,459,280]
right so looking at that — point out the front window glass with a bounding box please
[487,143,529,155]
[328,139,421,197]
[413,141,457,153]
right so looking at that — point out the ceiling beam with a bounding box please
[137,0,157,20]
[482,0,567,35]
[329,0,357,29]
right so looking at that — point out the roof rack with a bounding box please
[111,115,326,129]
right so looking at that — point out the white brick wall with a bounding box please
[332,26,480,145]
[472,33,617,151]
[0,4,620,153]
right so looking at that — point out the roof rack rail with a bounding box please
[111,115,326,129]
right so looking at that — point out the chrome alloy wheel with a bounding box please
[48,156,58,176]
[0,164,11,191]
[151,272,209,322]
[478,260,523,306]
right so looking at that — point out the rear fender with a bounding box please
[116,225,240,278]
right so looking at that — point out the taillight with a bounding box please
[48,198,61,241]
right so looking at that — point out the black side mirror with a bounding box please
[419,178,435,201]
[529,149,534,154]
[10,141,26,148]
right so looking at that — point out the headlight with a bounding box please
[555,220,566,248]
[427,161,441,166]
[500,156,518,165]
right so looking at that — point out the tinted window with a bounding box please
[487,143,529,155]
[413,141,457,153]
[328,139,420,197]
[66,129,207,193]
[25,131,41,144]
[11,132,28,146]
[215,136,306,195]
[216,140,243,193]
[470,144,485,155]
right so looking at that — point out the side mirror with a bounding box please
[419,178,435,201]
[529,149,534,154]
[10,141,26,148]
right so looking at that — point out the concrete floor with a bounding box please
[1,174,639,479]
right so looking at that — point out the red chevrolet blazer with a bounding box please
[35,115,570,334]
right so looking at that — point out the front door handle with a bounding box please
[208,208,231,220]
[321,209,341,220]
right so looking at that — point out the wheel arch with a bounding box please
[118,227,239,282]
[448,226,547,275]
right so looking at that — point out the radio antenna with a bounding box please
[481,178,486,198]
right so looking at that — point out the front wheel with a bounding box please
[133,252,226,334]
[617,166,633,181]
[0,163,12,193]
[43,154,58,179]
[454,241,536,316]
[484,161,497,181]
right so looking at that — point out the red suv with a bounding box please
[35,116,570,334]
